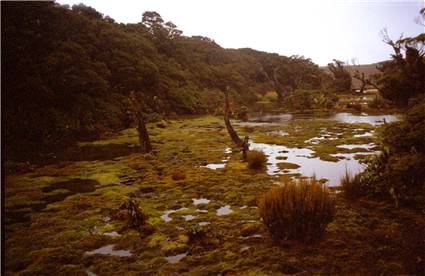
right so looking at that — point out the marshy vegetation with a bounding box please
[2,2,425,275]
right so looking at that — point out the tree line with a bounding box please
[2,2,336,159]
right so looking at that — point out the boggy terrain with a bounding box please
[4,114,425,275]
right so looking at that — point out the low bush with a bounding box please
[258,179,336,243]
[247,150,267,169]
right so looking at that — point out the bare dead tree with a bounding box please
[241,135,250,161]
[224,87,243,146]
[260,65,286,102]
[351,59,380,93]
[130,91,152,153]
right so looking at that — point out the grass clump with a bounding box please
[258,179,336,243]
[341,171,363,200]
[246,150,267,169]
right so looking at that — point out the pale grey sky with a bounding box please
[56,0,424,65]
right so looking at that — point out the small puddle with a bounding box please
[85,244,132,257]
[182,215,196,221]
[270,130,289,136]
[217,205,233,216]
[239,234,263,240]
[354,131,374,137]
[203,163,226,170]
[337,143,375,150]
[240,245,251,252]
[161,207,188,222]
[192,198,210,205]
[86,269,98,276]
[202,147,233,170]
[165,252,187,264]
[198,221,210,226]
[103,231,121,237]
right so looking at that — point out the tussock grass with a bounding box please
[258,178,336,243]
[341,170,363,200]
[247,150,267,169]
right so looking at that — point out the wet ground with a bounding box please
[5,113,423,275]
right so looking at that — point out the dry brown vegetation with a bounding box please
[259,178,336,243]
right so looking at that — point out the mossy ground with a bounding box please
[4,115,424,275]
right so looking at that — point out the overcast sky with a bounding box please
[56,0,424,66]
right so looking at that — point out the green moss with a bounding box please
[5,114,419,275]
[277,162,301,170]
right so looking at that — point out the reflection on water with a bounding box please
[250,142,370,186]
[161,207,188,222]
[250,142,313,175]
[331,113,398,125]
[217,205,233,216]
[337,143,375,150]
[245,112,398,125]
[205,112,396,186]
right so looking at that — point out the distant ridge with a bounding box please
[322,62,384,89]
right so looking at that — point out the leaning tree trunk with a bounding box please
[130,91,152,153]
[224,88,243,146]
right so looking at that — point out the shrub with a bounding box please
[185,223,206,242]
[359,98,425,206]
[368,95,388,109]
[171,170,186,181]
[264,91,278,102]
[247,150,267,169]
[341,170,363,200]
[258,179,336,243]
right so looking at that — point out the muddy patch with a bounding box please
[85,244,132,257]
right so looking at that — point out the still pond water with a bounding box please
[207,113,399,186]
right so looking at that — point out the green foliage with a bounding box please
[375,33,425,106]
[360,98,425,205]
[184,223,206,242]
[2,2,329,161]
[258,179,336,243]
[284,89,338,110]
[368,94,388,109]
[246,150,267,169]
[327,59,352,92]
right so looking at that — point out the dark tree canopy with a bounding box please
[327,59,352,92]
[2,2,326,160]
[375,30,425,106]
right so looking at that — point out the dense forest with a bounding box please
[2,2,336,159]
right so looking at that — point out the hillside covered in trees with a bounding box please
[3,2,336,160]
